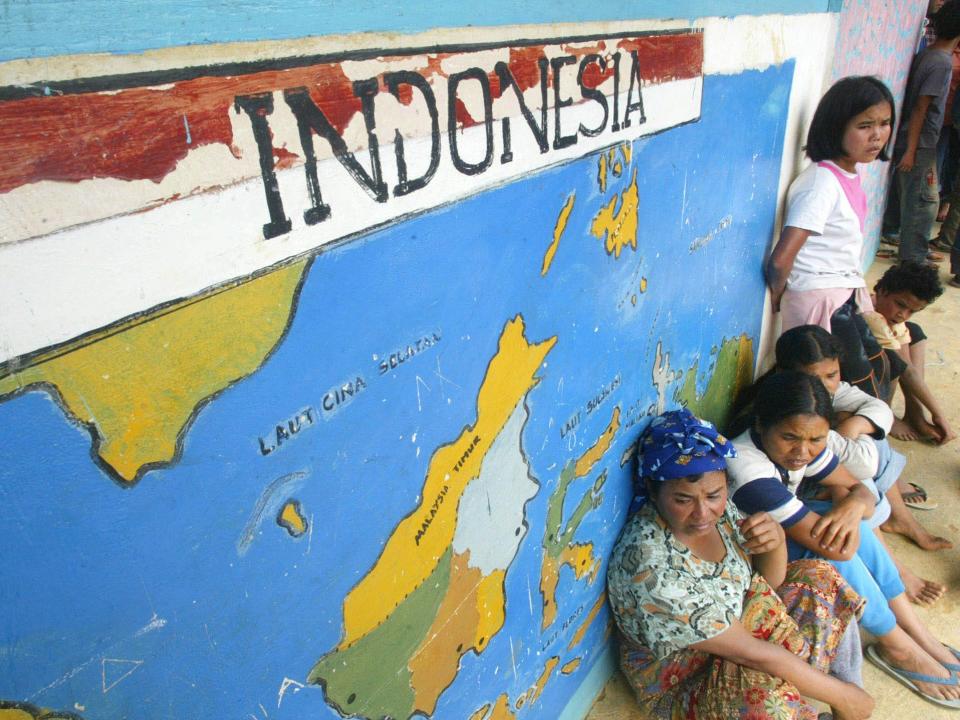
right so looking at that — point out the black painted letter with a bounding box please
[447,68,494,175]
[622,50,646,129]
[551,55,577,150]
[234,93,293,239]
[284,79,388,226]
[385,71,440,196]
[577,54,609,138]
[495,57,549,163]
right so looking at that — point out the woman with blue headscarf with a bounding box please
[607,409,873,720]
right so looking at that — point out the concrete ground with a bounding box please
[586,253,960,719]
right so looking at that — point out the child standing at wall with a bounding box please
[890,1,960,265]
[863,261,956,444]
[767,76,895,397]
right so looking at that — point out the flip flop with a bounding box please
[944,645,960,674]
[865,644,960,709]
[876,248,897,260]
[902,482,939,511]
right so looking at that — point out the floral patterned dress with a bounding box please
[606,503,863,719]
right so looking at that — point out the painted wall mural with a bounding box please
[0,31,703,364]
[0,8,827,720]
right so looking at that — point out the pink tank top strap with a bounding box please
[818,161,866,233]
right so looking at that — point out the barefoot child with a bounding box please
[863,261,957,444]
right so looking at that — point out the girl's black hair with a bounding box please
[754,370,834,431]
[774,324,844,371]
[806,76,896,163]
[728,328,842,436]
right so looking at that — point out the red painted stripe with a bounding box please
[0,63,362,194]
[0,32,701,195]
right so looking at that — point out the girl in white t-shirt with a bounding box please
[767,76,896,398]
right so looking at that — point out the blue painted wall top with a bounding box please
[4,0,837,62]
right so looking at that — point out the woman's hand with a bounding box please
[810,496,863,555]
[831,682,875,720]
[738,512,785,555]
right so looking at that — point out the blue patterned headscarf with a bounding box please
[631,408,737,511]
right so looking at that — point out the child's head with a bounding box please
[933,1,960,41]
[774,325,843,396]
[806,76,895,164]
[873,261,944,324]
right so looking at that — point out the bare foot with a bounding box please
[891,416,921,441]
[881,516,954,551]
[876,645,960,701]
[901,568,947,606]
[904,411,946,443]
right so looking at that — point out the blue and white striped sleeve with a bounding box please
[731,480,810,528]
[727,441,810,528]
[804,446,838,484]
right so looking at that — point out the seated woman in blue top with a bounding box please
[607,409,871,720]
[727,371,960,708]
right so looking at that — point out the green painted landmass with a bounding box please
[539,408,617,628]
[544,467,604,558]
[674,334,754,431]
[309,547,453,719]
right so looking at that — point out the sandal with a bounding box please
[928,250,946,263]
[876,248,897,260]
[903,482,939,511]
[944,645,960,673]
[950,276,960,289]
[865,644,960,709]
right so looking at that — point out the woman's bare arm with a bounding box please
[785,464,874,560]
[692,621,874,719]
[741,512,787,589]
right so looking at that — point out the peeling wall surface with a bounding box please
[0,3,843,720]
[829,0,928,255]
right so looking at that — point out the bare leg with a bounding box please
[903,340,938,440]
[874,622,960,701]
[890,593,960,672]
[888,376,924,441]
[880,484,953,551]
[873,528,946,605]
